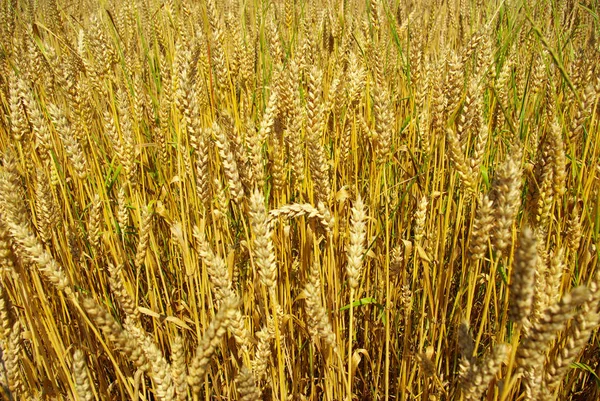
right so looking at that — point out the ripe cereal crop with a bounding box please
[0,0,599,400]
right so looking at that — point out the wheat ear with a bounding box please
[249,188,277,289]
[107,263,139,323]
[491,150,523,255]
[516,286,591,386]
[82,296,149,371]
[542,275,600,393]
[193,226,251,353]
[306,66,331,203]
[213,122,244,203]
[126,324,175,401]
[305,258,337,349]
[0,168,72,294]
[134,203,153,269]
[235,366,262,401]
[347,194,367,290]
[251,315,275,382]
[508,227,538,325]
[72,349,93,401]
[460,343,510,401]
[469,194,494,260]
[268,203,333,234]
[188,296,238,394]
[170,334,188,401]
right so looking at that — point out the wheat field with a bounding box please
[0,0,599,400]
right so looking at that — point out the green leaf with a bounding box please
[340,297,380,311]
[571,362,600,386]
[480,165,490,189]
[105,163,122,193]
[498,262,509,285]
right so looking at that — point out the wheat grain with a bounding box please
[126,324,176,401]
[170,334,188,401]
[460,343,510,401]
[249,188,277,289]
[251,313,274,383]
[82,296,149,371]
[509,227,538,325]
[491,150,523,255]
[447,128,476,192]
[0,283,14,341]
[47,103,88,180]
[8,71,28,143]
[188,296,238,394]
[35,168,57,244]
[305,258,336,349]
[193,226,251,353]
[469,194,494,260]
[72,349,93,401]
[107,263,139,323]
[306,66,331,204]
[134,204,153,269]
[0,169,71,294]
[0,2,598,400]
[213,122,244,203]
[565,204,581,255]
[117,184,129,236]
[88,194,102,250]
[117,89,137,183]
[347,195,367,290]
[516,286,591,375]
[235,365,262,400]
[1,321,24,397]
[269,203,332,233]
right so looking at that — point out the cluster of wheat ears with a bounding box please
[0,0,599,399]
